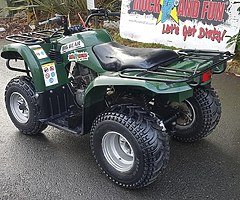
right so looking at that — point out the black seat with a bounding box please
[93,42,179,72]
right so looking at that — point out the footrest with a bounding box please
[48,113,82,135]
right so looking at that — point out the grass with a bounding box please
[111,31,177,50]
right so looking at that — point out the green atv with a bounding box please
[1,9,234,189]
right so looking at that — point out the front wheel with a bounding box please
[90,104,169,189]
[170,86,221,142]
[5,76,47,135]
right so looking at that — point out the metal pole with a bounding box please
[87,0,95,10]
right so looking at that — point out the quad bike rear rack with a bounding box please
[119,50,234,84]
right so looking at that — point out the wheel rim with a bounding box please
[9,92,30,124]
[102,131,135,172]
[173,100,196,129]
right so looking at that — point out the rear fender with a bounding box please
[84,75,193,106]
[83,75,193,133]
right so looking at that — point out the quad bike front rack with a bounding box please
[119,50,234,84]
[5,30,63,45]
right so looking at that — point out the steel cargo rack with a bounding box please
[6,30,63,45]
[119,50,234,84]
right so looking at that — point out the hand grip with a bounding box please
[39,16,61,26]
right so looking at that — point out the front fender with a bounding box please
[84,74,193,107]
[1,43,69,92]
[1,43,47,92]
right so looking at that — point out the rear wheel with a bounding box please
[170,86,221,142]
[90,104,169,189]
[5,76,47,135]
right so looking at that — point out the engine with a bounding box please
[71,63,97,106]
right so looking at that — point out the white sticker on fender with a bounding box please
[33,48,48,59]
[60,40,85,54]
[42,62,59,87]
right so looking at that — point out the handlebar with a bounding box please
[38,9,120,36]
[39,15,62,26]
[85,9,120,27]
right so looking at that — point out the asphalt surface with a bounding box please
[0,44,240,199]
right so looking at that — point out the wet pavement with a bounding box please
[0,44,239,199]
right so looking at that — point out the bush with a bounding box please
[5,0,120,15]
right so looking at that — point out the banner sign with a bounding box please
[120,0,240,52]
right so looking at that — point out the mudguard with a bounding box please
[1,43,69,92]
[2,43,45,91]
[83,74,193,133]
[84,74,193,107]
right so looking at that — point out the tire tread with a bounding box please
[5,76,47,135]
[172,86,221,142]
[90,104,169,188]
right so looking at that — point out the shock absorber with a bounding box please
[163,111,181,131]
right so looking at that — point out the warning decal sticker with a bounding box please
[42,63,59,87]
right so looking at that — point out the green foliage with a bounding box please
[4,0,120,15]
[5,0,87,15]
[5,0,33,12]
[30,0,87,15]
[227,33,240,50]
[97,0,121,11]
[111,31,177,50]
[227,5,240,52]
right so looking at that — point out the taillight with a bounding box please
[202,70,212,83]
